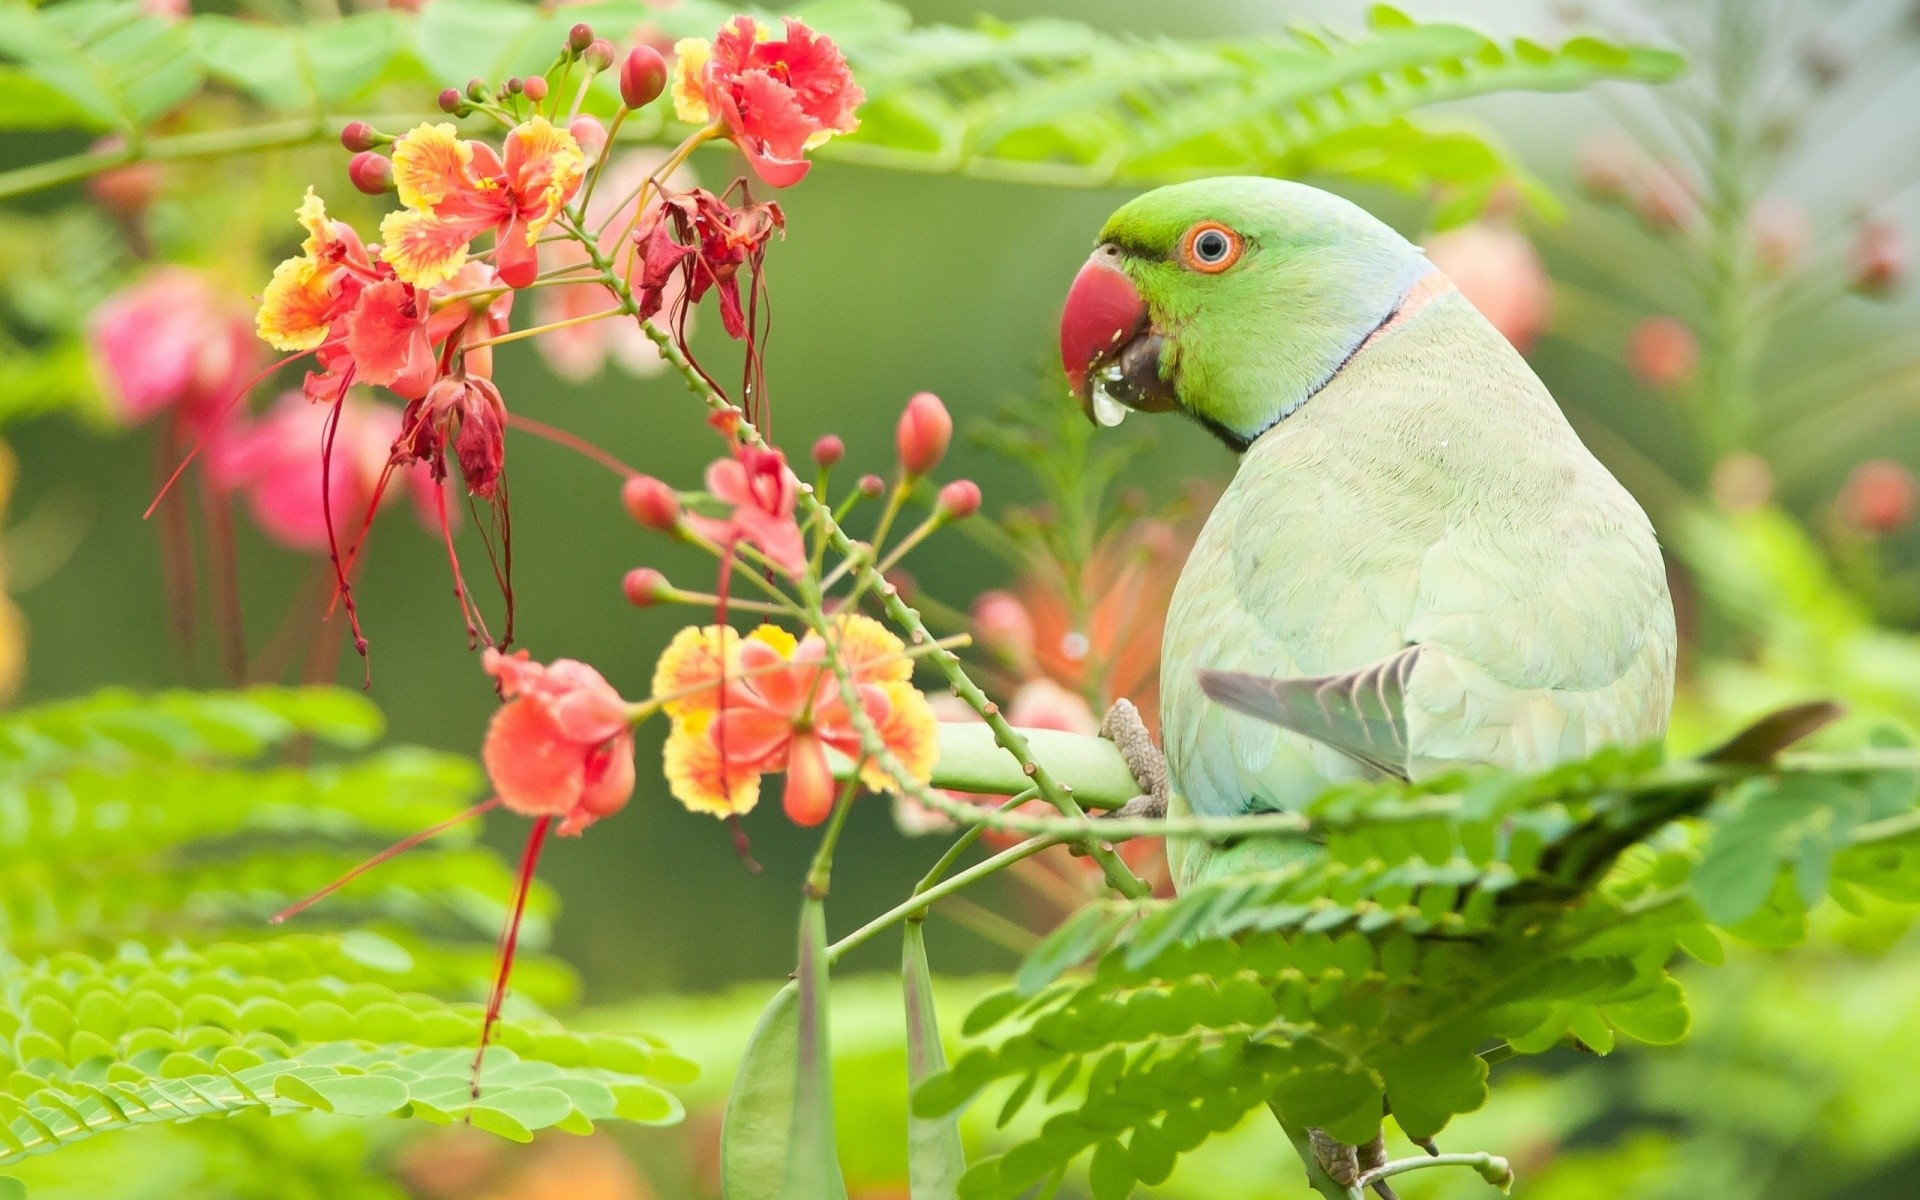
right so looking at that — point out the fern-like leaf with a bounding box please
[0,942,690,1164]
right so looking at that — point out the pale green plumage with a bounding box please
[1087,179,1676,890]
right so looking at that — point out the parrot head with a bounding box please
[1059,177,1434,450]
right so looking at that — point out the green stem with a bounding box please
[804,775,862,899]
[1274,1113,1363,1200]
[824,835,1058,967]
[1357,1151,1513,1191]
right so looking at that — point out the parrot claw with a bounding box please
[1099,698,1170,818]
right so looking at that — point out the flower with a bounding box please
[671,17,863,188]
[380,118,586,289]
[1838,460,1918,534]
[395,370,509,499]
[534,151,696,382]
[211,392,385,552]
[1626,316,1697,390]
[684,443,806,574]
[1849,216,1909,298]
[1422,222,1552,355]
[257,193,511,406]
[482,648,636,836]
[90,268,258,429]
[652,616,937,825]
[657,188,784,339]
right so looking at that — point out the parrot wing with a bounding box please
[1195,647,1422,780]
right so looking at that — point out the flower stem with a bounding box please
[824,834,1059,966]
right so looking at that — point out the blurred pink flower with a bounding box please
[535,152,696,382]
[1750,197,1811,279]
[1423,222,1552,354]
[88,268,258,429]
[1575,129,1639,200]
[1626,316,1697,390]
[1849,216,1909,298]
[1839,460,1917,534]
[210,391,442,553]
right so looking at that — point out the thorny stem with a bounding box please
[552,196,1150,897]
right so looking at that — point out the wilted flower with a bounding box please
[656,188,785,339]
[1838,460,1918,534]
[1422,222,1552,354]
[653,617,937,825]
[90,268,257,429]
[1626,316,1697,390]
[482,648,636,835]
[396,371,509,499]
[380,118,586,288]
[671,17,863,187]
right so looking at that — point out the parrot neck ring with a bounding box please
[1061,245,1178,427]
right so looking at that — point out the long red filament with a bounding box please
[316,369,372,683]
[504,412,639,479]
[144,350,313,520]
[470,814,553,1102]
[268,796,503,925]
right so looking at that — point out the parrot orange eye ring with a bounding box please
[1180,221,1244,273]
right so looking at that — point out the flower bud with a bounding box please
[86,153,161,218]
[623,567,671,607]
[1634,161,1696,232]
[438,87,464,114]
[584,38,616,72]
[466,77,489,102]
[339,121,383,153]
[347,151,396,195]
[622,474,682,532]
[1625,316,1696,390]
[936,479,981,519]
[858,474,885,498]
[1839,460,1918,534]
[971,590,1035,668]
[1749,197,1810,280]
[620,44,668,109]
[1849,218,1908,298]
[568,22,595,53]
[811,434,844,470]
[895,392,952,477]
[505,76,524,94]
[568,115,608,163]
[522,75,549,103]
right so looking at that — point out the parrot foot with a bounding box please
[1098,698,1169,819]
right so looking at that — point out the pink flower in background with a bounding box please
[210,391,440,553]
[1626,316,1698,390]
[535,151,696,381]
[1839,460,1918,534]
[88,268,258,429]
[1423,222,1553,354]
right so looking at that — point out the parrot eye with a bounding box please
[1179,221,1243,274]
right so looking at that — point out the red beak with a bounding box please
[1060,248,1147,395]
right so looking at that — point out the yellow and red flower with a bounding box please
[671,17,863,188]
[380,118,586,290]
[652,616,937,826]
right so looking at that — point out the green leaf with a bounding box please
[778,898,846,1200]
[1603,978,1690,1046]
[0,1177,21,1199]
[0,0,202,131]
[272,1073,408,1117]
[903,922,965,1200]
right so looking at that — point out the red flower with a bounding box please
[482,648,636,836]
[684,443,806,574]
[671,17,864,188]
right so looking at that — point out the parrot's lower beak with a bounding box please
[1060,246,1175,427]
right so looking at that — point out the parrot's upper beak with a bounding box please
[1059,245,1176,428]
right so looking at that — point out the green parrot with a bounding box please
[1058,177,1677,891]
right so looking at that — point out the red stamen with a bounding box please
[470,813,553,1102]
[317,370,372,685]
[437,476,490,649]
[504,412,639,478]
[268,796,504,924]
[144,350,312,521]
